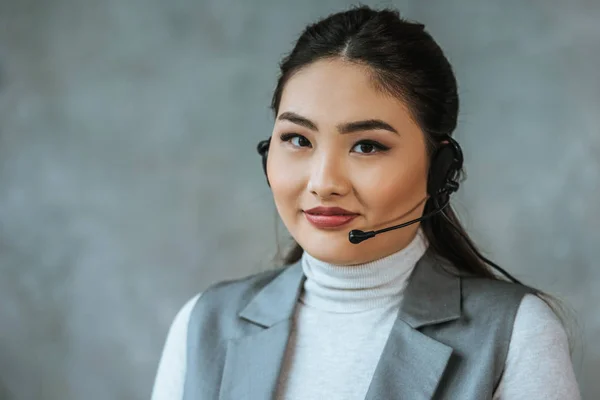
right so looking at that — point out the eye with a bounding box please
[352,140,390,155]
[279,134,390,154]
[280,133,312,148]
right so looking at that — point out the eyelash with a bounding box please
[279,133,390,154]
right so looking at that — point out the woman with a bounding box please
[152,6,580,400]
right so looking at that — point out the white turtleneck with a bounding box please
[298,228,429,313]
[273,229,429,399]
[151,230,580,399]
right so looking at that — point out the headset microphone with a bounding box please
[348,194,451,244]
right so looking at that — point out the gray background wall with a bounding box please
[0,0,597,399]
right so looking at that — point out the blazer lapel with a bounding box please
[218,249,462,400]
[365,250,462,400]
[218,261,305,400]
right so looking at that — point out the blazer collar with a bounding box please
[221,249,461,400]
[238,248,461,329]
[238,262,306,327]
[397,249,462,328]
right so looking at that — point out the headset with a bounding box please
[256,136,521,284]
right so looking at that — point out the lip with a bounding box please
[304,206,358,216]
[303,207,359,229]
[304,213,358,228]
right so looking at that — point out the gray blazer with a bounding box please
[183,250,532,400]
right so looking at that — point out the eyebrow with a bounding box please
[277,111,399,135]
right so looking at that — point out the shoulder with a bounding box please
[511,293,568,349]
[186,265,291,330]
[507,293,570,359]
[460,276,535,319]
[151,293,203,400]
[493,294,580,398]
[461,276,534,300]
[158,292,204,352]
[200,265,289,305]
[455,277,538,357]
[158,265,285,351]
[169,293,203,335]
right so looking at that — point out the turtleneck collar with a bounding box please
[299,228,429,313]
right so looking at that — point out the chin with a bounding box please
[299,232,359,265]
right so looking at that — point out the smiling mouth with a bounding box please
[303,212,358,229]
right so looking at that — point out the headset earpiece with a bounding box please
[426,136,463,197]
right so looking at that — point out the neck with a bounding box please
[299,228,429,313]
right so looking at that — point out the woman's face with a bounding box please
[267,58,429,265]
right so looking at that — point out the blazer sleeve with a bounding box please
[151,293,202,400]
[492,293,581,399]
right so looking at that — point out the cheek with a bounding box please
[267,151,304,213]
[361,158,428,212]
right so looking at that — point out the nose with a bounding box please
[306,151,351,199]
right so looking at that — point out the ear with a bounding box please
[257,138,271,187]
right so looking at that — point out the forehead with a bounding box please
[278,58,415,127]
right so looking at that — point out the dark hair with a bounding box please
[268,5,575,345]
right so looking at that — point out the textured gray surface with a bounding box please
[0,0,597,399]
